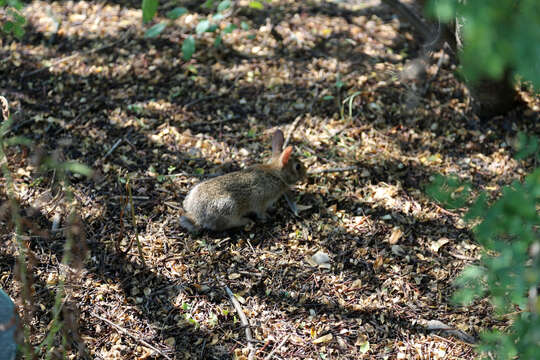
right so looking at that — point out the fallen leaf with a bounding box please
[430,237,450,253]
[373,255,384,269]
[388,227,403,244]
[313,333,333,344]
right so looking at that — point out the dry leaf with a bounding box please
[388,227,403,244]
[430,238,450,253]
[350,279,362,289]
[373,255,384,269]
[313,333,333,344]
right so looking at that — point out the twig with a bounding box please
[111,195,149,200]
[264,334,290,360]
[447,251,479,262]
[424,319,477,344]
[283,116,303,148]
[225,286,255,360]
[308,166,359,175]
[126,177,146,266]
[183,94,223,109]
[186,115,241,129]
[91,313,172,360]
[103,138,123,160]
[433,203,458,217]
[164,202,182,210]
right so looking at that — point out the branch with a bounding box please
[225,286,255,360]
[92,313,172,360]
[263,334,290,360]
[308,166,359,175]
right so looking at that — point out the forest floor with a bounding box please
[0,0,539,359]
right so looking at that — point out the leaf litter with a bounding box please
[0,0,539,359]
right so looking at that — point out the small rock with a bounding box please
[311,251,330,265]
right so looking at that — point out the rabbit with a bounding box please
[180,129,306,232]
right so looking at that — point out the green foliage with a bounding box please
[1,96,93,359]
[141,0,261,60]
[428,0,540,89]
[182,36,196,61]
[144,22,167,39]
[515,132,540,160]
[248,1,264,10]
[1,0,25,39]
[426,174,471,209]
[166,7,187,20]
[142,0,159,24]
[427,141,540,359]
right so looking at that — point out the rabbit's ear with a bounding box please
[279,146,293,166]
[272,129,284,156]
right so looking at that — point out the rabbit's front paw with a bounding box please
[255,211,269,222]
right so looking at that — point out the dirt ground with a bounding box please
[0,0,539,359]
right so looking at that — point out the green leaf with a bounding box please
[144,22,167,38]
[426,175,471,209]
[515,133,539,160]
[214,35,222,47]
[182,36,196,60]
[12,24,24,39]
[323,95,335,100]
[166,7,187,20]
[359,340,370,354]
[2,21,14,33]
[196,19,210,34]
[249,1,264,10]
[224,23,237,33]
[217,0,231,12]
[7,0,22,10]
[61,162,94,177]
[207,24,218,32]
[4,136,31,147]
[13,11,24,24]
[241,21,249,30]
[213,13,224,22]
[142,0,159,24]
[426,0,456,22]
[202,0,214,9]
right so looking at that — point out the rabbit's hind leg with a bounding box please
[253,210,268,222]
[214,215,253,231]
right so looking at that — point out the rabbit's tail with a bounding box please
[180,215,199,233]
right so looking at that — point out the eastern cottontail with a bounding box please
[180,129,306,232]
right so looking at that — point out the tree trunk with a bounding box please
[383,0,522,118]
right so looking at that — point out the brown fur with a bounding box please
[180,130,306,232]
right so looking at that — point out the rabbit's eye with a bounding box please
[295,163,301,171]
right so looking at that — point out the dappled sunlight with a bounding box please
[24,1,140,39]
